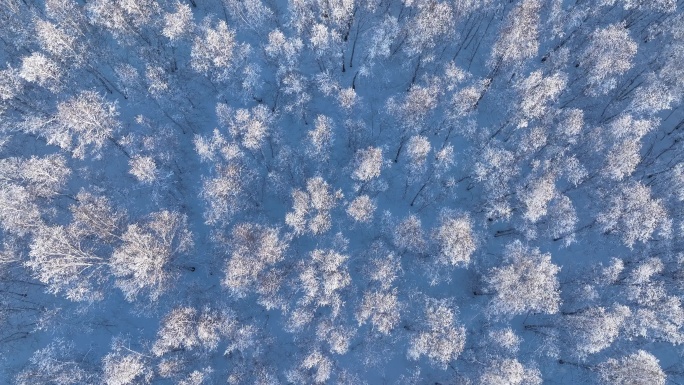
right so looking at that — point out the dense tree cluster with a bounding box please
[1,0,683,383]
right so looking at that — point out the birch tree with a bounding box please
[111,211,193,302]
[598,350,665,385]
[433,211,476,266]
[407,298,466,368]
[53,91,121,159]
[582,23,638,95]
[223,223,289,301]
[597,182,670,248]
[27,224,108,302]
[490,0,541,66]
[486,241,561,317]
